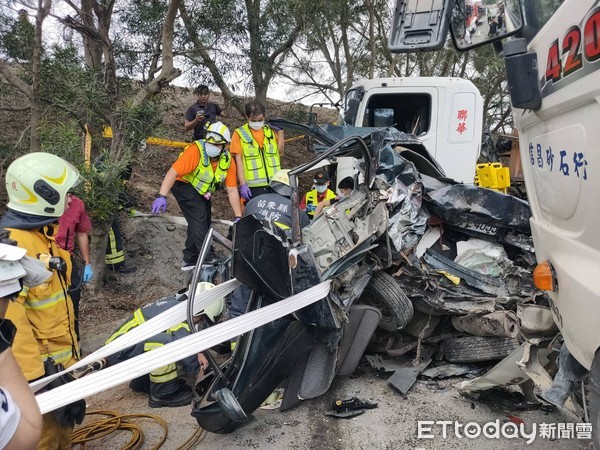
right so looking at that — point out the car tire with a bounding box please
[590,349,600,448]
[360,271,414,331]
[402,310,442,338]
[442,336,520,363]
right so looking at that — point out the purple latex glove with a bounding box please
[152,196,167,214]
[83,264,93,283]
[233,216,241,223]
[239,184,252,201]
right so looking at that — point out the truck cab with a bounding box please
[388,0,600,440]
[342,77,483,184]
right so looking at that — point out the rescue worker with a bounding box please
[105,285,222,408]
[300,169,336,219]
[105,164,136,274]
[230,101,283,200]
[229,170,309,319]
[314,176,355,218]
[152,122,242,270]
[184,84,228,141]
[0,240,51,450]
[0,152,84,449]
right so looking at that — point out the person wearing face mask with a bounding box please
[300,169,336,220]
[313,176,355,218]
[151,122,242,271]
[230,100,283,200]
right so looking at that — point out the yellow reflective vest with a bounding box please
[235,124,280,188]
[305,189,336,218]
[181,140,232,195]
[4,224,78,380]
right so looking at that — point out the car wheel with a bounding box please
[360,271,414,331]
[590,349,600,448]
[441,336,520,363]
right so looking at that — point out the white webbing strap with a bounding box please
[129,209,233,228]
[36,280,331,414]
[30,278,241,393]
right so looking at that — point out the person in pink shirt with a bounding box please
[56,193,93,338]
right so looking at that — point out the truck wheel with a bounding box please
[442,336,520,363]
[359,271,414,331]
[590,349,600,448]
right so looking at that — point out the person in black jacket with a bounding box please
[105,288,223,408]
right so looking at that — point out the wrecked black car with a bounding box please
[190,120,538,433]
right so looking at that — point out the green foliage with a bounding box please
[115,0,169,80]
[280,103,310,123]
[0,10,34,61]
[38,118,118,224]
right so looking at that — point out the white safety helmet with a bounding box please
[205,122,231,145]
[196,281,225,322]
[6,152,80,217]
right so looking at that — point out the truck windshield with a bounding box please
[522,0,565,40]
[364,93,431,135]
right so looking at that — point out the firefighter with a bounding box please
[0,240,53,450]
[230,100,283,200]
[152,122,242,270]
[105,283,223,408]
[1,152,84,449]
[300,169,336,219]
[229,170,309,320]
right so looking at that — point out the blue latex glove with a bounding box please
[239,184,252,201]
[305,204,316,213]
[83,264,93,283]
[152,196,167,214]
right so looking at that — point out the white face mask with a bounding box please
[315,184,328,194]
[205,142,223,157]
[248,121,264,130]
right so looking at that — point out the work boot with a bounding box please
[148,388,194,408]
[129,376,151,394]
[110,263,137,274]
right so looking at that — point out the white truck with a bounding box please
[342,76,483,183]
[389,0,600,443]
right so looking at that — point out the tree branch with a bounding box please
[132,0,182,106]
[0,60,33,99]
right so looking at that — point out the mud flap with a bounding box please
[337,305,382,376]
[281,305,382,410]
[298,343,338,400]
[279,355,309,412]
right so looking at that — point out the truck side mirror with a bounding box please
[451,0,523,51]
[503,38,542,110]
[343,98,360,126]
[388,0,452,52]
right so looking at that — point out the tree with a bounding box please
[53,0,182,291]
[0,0,52,152]
[178,0,315,109]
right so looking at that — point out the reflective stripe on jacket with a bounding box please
[236,124,280,187]
[305,189,336,218]
[106,297,190,345]
[4,225,78,380]
[180,140,231,195]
